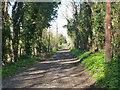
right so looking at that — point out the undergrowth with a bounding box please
[70,49,119,88]
[2,45,64,78]
[2,57,42,78]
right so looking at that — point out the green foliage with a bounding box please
[96,58,119,88]
[18,55,31,59]
[2,2,60,65]
[71,49,119,88]
[67,3,120,88]
[70,49,85,58]
[2,57,42,78]
[66,2,92,50]
[58,34,67,45]
[2,2,12,64]
[21,2,60,56]
[66,2,119,55]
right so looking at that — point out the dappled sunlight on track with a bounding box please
[3,46,97,88]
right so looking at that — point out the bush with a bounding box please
[19,55,31,59]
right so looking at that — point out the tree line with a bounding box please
[65,2,120,60]
[2,1,62,65]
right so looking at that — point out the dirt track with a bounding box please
[2,46,98,88]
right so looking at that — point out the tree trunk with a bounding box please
[75,28,79,49]
[105,1,111,62]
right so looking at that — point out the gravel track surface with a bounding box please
[2,46,98,88]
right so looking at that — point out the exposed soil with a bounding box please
[2,46,99,89]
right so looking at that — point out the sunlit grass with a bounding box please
[70,49,119,88]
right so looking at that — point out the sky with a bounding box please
[50,0,73,41]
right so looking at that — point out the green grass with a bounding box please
[70,49,119,88]
[2,45,65,78]
[2,57,43,78]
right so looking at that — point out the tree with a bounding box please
[2,0,11,64]
[12,2,24,62]
[105,1,111,62]
[58,34,67,45]
[2,2,60,65]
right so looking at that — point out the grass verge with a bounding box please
[2,57,42,78]
[70,49,119,88]
[2,45,65,78]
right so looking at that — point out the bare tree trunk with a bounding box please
[33,46,35,57]
[2,0,8,63]
[20,44,22,57]
[105,1,111,62]
[48,31,50,52]
[56,22,58,48]
[3,0,8,26]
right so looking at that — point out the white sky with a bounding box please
[50,0,73,41]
